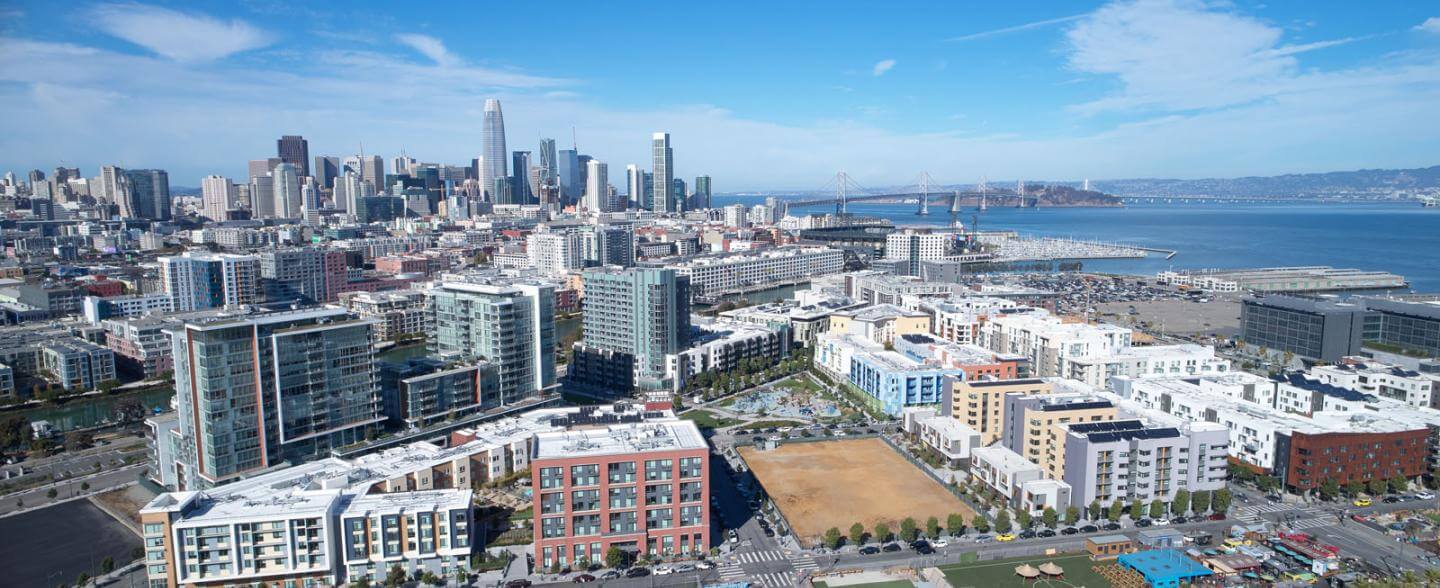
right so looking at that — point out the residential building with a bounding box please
[160,252,260,311]
[583,160,609,212]
[379,359,499,429]
[1001,393,1118,480]
[571,267,690,394]
[339,290,431,343]
[428,279,556,404]
[260,247,348,304]
[981,310,1132,377]
[1061,419,1230,509]
[39,339,116,390]
[665,319,790,392]
[1307,358,1438,408]
[885,230,954,276]
[942,378,1054,445]
[651,133,673,213]
[828,304,931,344]
[901,407,983,467]
[667,246,844,299]
[527,232,584,276]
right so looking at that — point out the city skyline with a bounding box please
[2,1,1439,189]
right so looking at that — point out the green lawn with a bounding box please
[740,419,807,430]
[813,581,915,588]
[940,553,1110,588]
[681,409,743,429]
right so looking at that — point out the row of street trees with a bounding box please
[821,513,975,548]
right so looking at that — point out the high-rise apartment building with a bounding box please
[885,229,952,276]
[160,251,260,311]
[571,267,691,393]
[201,176,234,221]
[626,165,645,210]
[584,160,609,212]
[480,99,507,202]
[527,232,584,276]
[123,168,171,220]
[166,308,382,488]
[651,133,673,213]
[429,280,556,404]
[260,247,348,304]
[277,135,310,178]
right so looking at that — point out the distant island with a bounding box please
[1092,164,1440,200]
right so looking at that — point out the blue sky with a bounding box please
[2,1,1439,190]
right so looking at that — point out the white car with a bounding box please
[931,539,949,548]
[1417,491,1436,500]
[654,566,675,576]
[1153,518,1170,526]
[696,561,714,570]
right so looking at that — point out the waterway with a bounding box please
[718,197,1440,292]
[15,387,175,431]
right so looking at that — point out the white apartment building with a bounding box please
[1065,343,1231,389]
[901,407,983,467]
[885,230,953,276]
[1308,359,1438,408]
[906,296,1021,345]
[527,232,584,276]
[668,246,844,298]
[339,290,431,343]
[159,251,260,311]
[981,310,1131,377]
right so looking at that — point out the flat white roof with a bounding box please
[533,421,706,460]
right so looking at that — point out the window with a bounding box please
[571,514,600,536]
[646,508,674,529]
[609,486,637,509]
[679,481,703,503]
[680,505,704,527]
[679,457,703,478]
[571,489,600,512]
[541,517,566,539]
[644,483,674,505]
[541,492,565,514]
[539,467,564,489]
[570,464,600,487]
[608,511,637,534]
[645,459,673,481]
[608,461,636,484]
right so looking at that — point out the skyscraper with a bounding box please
[160,251,260,311]
[359,156,384,191]
[693,175,712,210]
[313,156,340,190]
[584,159,608,212]
[652,132,674,213]
[167,308,380,488]
[626,164,644,210]
[570,267,690,394]
[537,138,558,189]
[276,135,309,178]
[123,168,170,220]
[557,149,581,203]
[673,178,687,213]
[99,165,128,206]
[250,174,275,218]
[511,150,532,203]
[271,163,301,218]
[248,158,280,180]
[201,175,234,221]
[480,98,507,202]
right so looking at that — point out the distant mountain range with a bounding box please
[1089,165,1440,199]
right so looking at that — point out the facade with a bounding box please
[1307,359,1438,409]
[1063,344,1230,389]
[260,247,347,304]
[884,230,952,276]
[901,407,983,466]
[160,252,260,312]
[1061,420,1230,509]
[39,339,116,390]
[691,175,711,210]
[1001,394,1117,480]
[942,378,1054,445]
[1240,295,1371,361]
[339,290,431,343]
[651,133,673,213]
[1360,297,1440,358]
[828,304,931,344]
[531,420,709,568]
[428,280,556,404]
[123,168,171,220]
[583,160,610,212]
[571,267,690,393]
[83,293,172,324]
[981,310,1132,377]
[849,346,964,416]
[527,232,584,276]
[480,99,507,202]
[166,308,382,489]
[380,359,499,429]
[277,135,310,177]
[668,246,844,298]
[665,319,790,392]
[201,175,236,221]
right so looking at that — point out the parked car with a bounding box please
[1135,519,1153,527]
[1352,498,1372,507]
[995,533,1016,542]
[572,574,596,583]
[696,561,714,570]
[1018,530,1036,539]
[1060,527,1079,535]
[1417,491,1436,500]
[599,570,622,580]
[1208,513,1227,521]
[1103,523,1122,531]
[1172,516,1188,524]
[653,566,675,576]
[859,546,880,555]
[626,567,651,578]
[882,543,902,552]
[1079,525,1099,533]
[728,529,738,543]
[1037,529,1056,538]
[505,580,533,588]
[1383,496,1401,504]
[932,538,950,548]
[1154,518,1170,526]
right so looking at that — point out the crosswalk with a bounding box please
[717,560,747,581]
[754,571,796,587]
[735,549,788,564]
[1234,504,1333,529]
[1288,517,1336,531]
[791,556,819,572]
[720,549,814,587]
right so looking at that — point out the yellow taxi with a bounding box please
[1352,497,1372,507]
[995,533,1016,542]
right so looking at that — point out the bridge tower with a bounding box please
[977,177,989,212]
[835,170,849,216]
[915,172,933,216]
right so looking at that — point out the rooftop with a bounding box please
[532,420,706,460]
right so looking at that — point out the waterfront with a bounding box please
[723,197,1440,292]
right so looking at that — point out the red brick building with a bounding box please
[1282,428,1430,491]
[530,420,710,568]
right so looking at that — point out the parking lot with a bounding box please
[0,499,141,587]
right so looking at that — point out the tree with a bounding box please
[77,573,90,586]
[925,516,941,539]
[1088,501,1102,521]
[899,517,919,542]
[823,527,842,549]
[1318,479,1340,501]
[946,513,966,536]
[1108,500,1124,522]
[1213,489,1233,514]
[970,515,990,533]
[1387,475,1408,494]
[1346,481,1365,497]
[849,522,866,545]
[1128,500,1143,520]
[1016,509,1033,530]
[100,556,114,573]
[604,546,626,569]
[0,415,30,450]
[1148,500,1165,519]
[1367,477,1387,496]
[384,564,407,588]
[1041,507,1058,529]
[1171,490,1190,516]
[64,430,94,452]
[1256,475,1279,492]
[81,482,90,491]
[46,488,57,499]
[353,578,372,588]
[994,510,1012,534]
[1065,506,1080,526]
[420,571,441,586]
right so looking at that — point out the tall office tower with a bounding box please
[248,158,281,180]
[167,308,381,489]
[651,132,674,213]
[159,251,260,311]
[260,247,347,303]
[99,165,128,205]
[27,169,44,188]
[122,169,171,220]
[672,178,687,213]
[537,138,558,188]
[313,156,340,190]
[526,231,584,276]
[391,155,416,176]
[572,267,691,394]
[558,149,581,203]
[359,156,384,191]
[335,171,368,214]
[693,175,712,210]
[276,135,309,178]
[626,165,644,210]
[511,151,532,203]
[528,166,543,206]
[480,98,507,202]
[584,160,609,212]
[271,163,301,218]
[428,280,555,403]
[250,174,275,218]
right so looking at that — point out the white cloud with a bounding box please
[1417,17,1440,34]
[394,34,456,67]
[90,3,274,63]
[872,59,896,76]
[946,14,1085,42]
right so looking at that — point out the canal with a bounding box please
[11,386,176,432]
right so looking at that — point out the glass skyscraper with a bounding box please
[651,132,674,213]
[429,280,556,403]
[480,98,507,202]
[570,267,690,394]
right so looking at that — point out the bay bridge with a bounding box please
[772,171,1029,216]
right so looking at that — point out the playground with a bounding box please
[722,375,849,421]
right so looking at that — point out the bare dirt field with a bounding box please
[739,438,975,545]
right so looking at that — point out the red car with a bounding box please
[1208,513,1227,521]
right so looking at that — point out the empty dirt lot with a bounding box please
[739,438,976,545]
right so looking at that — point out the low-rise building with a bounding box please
[39,339,115,390]
[828,304,931,345]
[941,378,1054,445]
[1060,419,1229,510]
[901,407,982,467]
[665,319,790,392]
